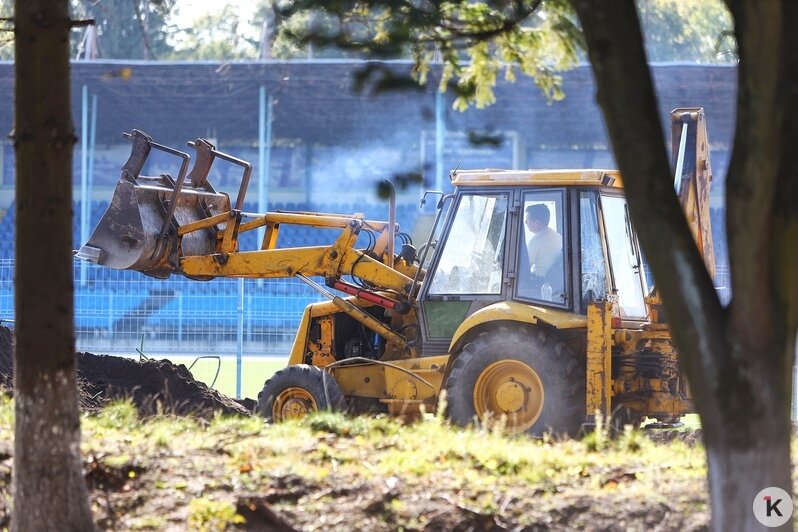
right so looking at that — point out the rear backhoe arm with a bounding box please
[645,108,716,323]
[671,107,715,276]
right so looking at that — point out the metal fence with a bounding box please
[5,260,795,418]
[0,260,734,357]
[0,259,324,358]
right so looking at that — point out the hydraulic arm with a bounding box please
[77,130,417,294]
[76,131,421,356]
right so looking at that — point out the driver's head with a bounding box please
[525,204,551,233]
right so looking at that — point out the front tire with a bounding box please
[257,365,346,422]
[444,326,585,436]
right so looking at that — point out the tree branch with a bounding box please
[70,18,95,28]
[131,0,155,60]
[285,0,541,52]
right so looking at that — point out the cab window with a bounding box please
[579,191,608,306]
[601,195,647,318]
[517,190,566,304]
[428,194,508,295]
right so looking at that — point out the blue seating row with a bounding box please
[0,286,324,330]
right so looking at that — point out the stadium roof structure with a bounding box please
[0,60,736,151]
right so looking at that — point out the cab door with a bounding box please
[417,191,510,355]
[600,194,648,319]
[513,188,570,307]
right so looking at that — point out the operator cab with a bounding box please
[415,169,649,353]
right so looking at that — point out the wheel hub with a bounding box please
[273,387,317,421]
[281,397,312,418]
[495,381,525,413]
[473,359,544,434]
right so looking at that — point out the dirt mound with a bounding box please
[77,352,250,418]
[0,326,250,418]
[235,397,257,412]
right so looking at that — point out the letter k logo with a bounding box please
[754,487,793,526]
[764,496,783,517]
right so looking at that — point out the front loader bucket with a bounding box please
[76,130,241,279]
[76,177,231,277]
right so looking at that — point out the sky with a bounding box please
[170,1,258,29]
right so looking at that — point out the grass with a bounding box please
[150,355,287,399]
[0,398,715,530]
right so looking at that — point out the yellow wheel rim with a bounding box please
[473,360,544,434]
[273,387,317,421]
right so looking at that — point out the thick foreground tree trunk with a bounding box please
[12,1,95,530]
[573,1,798,530]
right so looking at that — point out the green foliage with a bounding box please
[0,392,12,428]
[24,402,711,528]
[128,515,167,530]
[618,424,644,453]
[92,400,140,431]
[70,0,174,60]
[262,0,734,108]
[0,0,12,60]
[166,3,258,60]
[637,0,735,63]
[150,424,174,448]
[2,0,176,60]
[583,413,610,452]
[187,497,245,531]
[0,1,734,67]
[302,410,400,437]
[272,0,581,108]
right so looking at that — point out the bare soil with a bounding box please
[0,412,710,531]
[0,326,711,530]
[0,326,250,418]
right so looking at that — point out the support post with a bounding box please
[88,94,97,201]
[247,292,252,342]
[257,87,273,247]
[80,85,89,286]
[177,291,183,343]
[435,89,445,193]
[236,278,245,399]
[107,290,114,333]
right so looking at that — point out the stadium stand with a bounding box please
[0,60,735,354]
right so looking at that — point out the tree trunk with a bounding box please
[12,1,95,530]
[572,1,798,530]
[705,408,792,530]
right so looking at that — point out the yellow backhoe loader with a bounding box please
[77,108,714,435]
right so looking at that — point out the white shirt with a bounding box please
[527,226,562,276]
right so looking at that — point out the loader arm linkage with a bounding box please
[177,209,416,296]
[76,132,420,351]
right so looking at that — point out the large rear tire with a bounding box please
[444,326,585,436]
[257,365,346,422]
